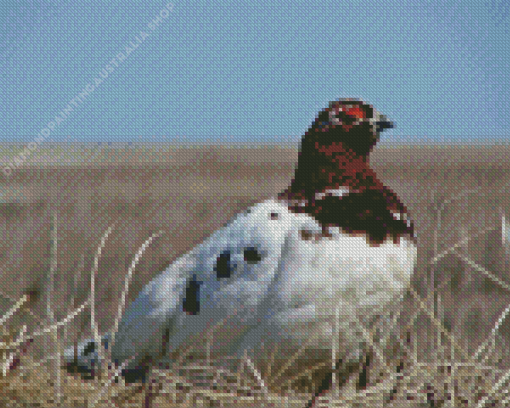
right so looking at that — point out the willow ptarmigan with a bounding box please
[65,98,417,404]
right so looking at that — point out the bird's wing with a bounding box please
[110,250,197,367]
[158,199,299,361]
[111,198,299,367]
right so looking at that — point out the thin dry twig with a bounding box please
[472,301,510,362]
[89,353,139,408]
[429,224,496,266]
[0,295,29,328]
[407,286,469,361]
[1,297,91,351]
[454,251,510,293]
[111,230,165,344]
[90,221,118,377]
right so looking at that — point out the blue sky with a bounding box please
[1,0,509,145]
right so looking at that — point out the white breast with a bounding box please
[235,213,417,379]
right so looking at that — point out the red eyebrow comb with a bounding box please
[343,105,366,119]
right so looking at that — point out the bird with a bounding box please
[64,98,417,404]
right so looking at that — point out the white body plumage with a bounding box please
[65,198,416,377]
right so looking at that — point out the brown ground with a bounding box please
[1,143,510,406]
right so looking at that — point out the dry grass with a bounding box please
[1,144,510,407]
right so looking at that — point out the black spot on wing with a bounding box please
[183,274,201,315]
[215,250,236,278]
[244,247,262,264]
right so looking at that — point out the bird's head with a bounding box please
[306,98,394,158]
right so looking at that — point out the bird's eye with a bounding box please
[337,111,358,125]
[244,247,262,264]
[215,250,235,278]
[331,104,366,126]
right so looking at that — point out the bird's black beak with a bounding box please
[376,114,394,132]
